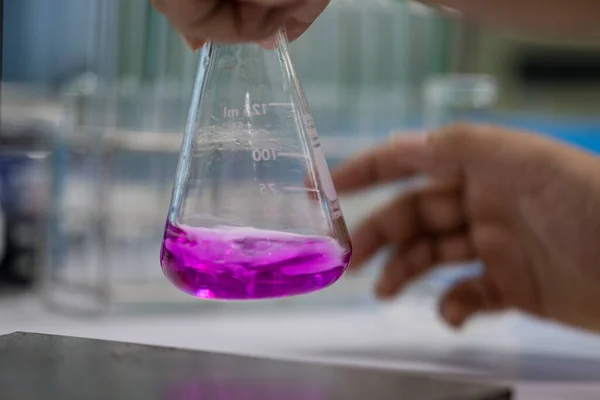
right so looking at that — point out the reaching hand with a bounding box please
[332,124,600,333]
[421,0,600,35]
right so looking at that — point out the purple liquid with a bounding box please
[160,221,351,300]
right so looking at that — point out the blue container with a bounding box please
[0,141,50,287]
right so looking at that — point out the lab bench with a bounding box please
[2,291,600,400]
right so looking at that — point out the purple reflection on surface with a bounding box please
[163,378,327,400]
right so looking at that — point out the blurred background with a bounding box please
[3,0,600,393]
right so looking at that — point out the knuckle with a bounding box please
[440,122,476,143]
[445,121,499,140]
[433,122,496,154]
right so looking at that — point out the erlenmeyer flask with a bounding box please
[160,31,352,300]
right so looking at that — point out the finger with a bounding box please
[284,19,313,42]
[439,276,504,329]
[375,239,432,299]
[331,134,432,194]
[417,186,464,233]
[255,26,289,49]
[435,232,475,263]
[189,2,293,44]
[332,123,519,195]
[155,0,297,44]
[348,193,420,272]
[285,0,330,41]
[291,0,329,22]
[181,35,205,51]
[153,0,300,16]
[375,233,475,299]
[257,34,279,50]
[348,184,464,271]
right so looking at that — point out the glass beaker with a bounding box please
[410,74,498,304]
[424,74,498,128]
[43,83,204,316]
[161,31,352,301]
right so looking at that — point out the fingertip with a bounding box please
[441,300,468,328]
[439,279,482,329]
[284,23,309,42]
[329,156,369,195]
[330,132,435,194]
[346,258,365,273]
[329,168,347,193]
[257,41,276,50]
[389,132,432,168]
[374,278,391,298]
[182,35,204,52]
[374,277,402,300]
[257,33,278,49]
[375,291,396,302]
